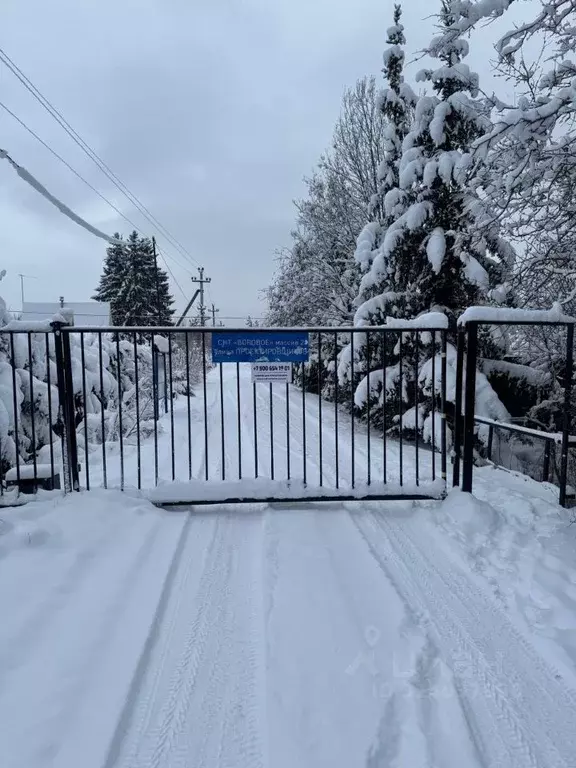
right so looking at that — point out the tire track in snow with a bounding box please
[112,502,266,768]
[311,506,448,767]
[115,515,229,767]
[105,512,215,768]
[349,507,576,767]
[348,510,522,766]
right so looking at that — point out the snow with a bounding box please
[153,334,170,353]
[2,315,68,332]
[0,490,188,768]
[21,302,110,328]
[417,343,510,427]
[426,228,446,273]
[423,411,450,449]
[386,23,404,37]
[382,44,404,66]
[353,222,380,269]
[148,477,446,504]
[481,358,551,387]
[353,292,399,326]
[384,187,404,216]
[438,150,459,183]
[398,404,426,431]
[430,101,451,145]
[488,282,512,304]
[5,463,56,481]
[434,0,513,41]
[399,157,423,189]
[405,201,431,230]
[462,253,490,290]
[3,370,576,767]
[459,304,576,324]
[473,414,570,445]
[472,367,511,426]
[431,63,478,93]
[354,364,404,408]
[385,311,449,330]
[0,149,121,245]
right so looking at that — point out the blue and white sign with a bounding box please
[212,331,309,363]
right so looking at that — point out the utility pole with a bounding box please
[190,267,211,326]
[152,236,162,324]
[18,273,37,308]
[176,289,200,327]
[210,303,220,327]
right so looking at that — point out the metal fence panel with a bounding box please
[0,324,450,505]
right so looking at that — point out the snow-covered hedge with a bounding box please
[0,290,201,479]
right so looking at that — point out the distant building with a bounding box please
[21,301,111,327]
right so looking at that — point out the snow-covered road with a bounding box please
[105,501,576,768]
[2,369,576,768]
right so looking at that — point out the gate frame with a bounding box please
[60,324,449,504]
[52,321,81,493]
[456,318,575,507]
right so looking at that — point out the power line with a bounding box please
[0,100,142,232]
[11,309,188,321]
[157,248,188,301]
[0,99,195,282]
[0,45,199,268]
[0,46,203,271]
[1,146,119,244]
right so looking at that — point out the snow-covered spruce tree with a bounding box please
[118,231,174,327]
[94,232,174,328]
[337,4,416,406]
[342,2,516,448]
[93,234,128,326]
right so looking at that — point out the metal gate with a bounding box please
[0,323,449,505]
[454,317,576,508]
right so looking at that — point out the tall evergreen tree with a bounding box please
[344,2,516,442]
[93,234,128,326]
[338,5,416,398]
[355,4,416,284]
[369,1,512,319]
[120,231,174,326]
[93,231,174,327]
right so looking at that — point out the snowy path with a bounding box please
[2,370,576,768]
[102,501,576,768]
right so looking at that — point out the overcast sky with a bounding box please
[0,0,528,323]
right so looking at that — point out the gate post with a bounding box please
[452,328,465,487]
[559,322,574,507]
[152,347,159,421]
[462,321,478,494]
[440,331,448,483]
[52,322,80,492]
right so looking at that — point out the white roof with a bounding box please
[21,301,111,328]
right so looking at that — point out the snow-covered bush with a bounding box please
[0,287,202,480]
